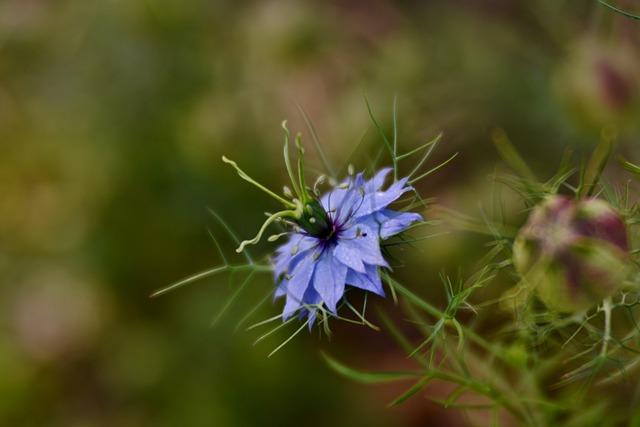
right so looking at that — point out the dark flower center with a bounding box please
[295,199,341,244]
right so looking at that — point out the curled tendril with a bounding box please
[223,121,327,253]
[235,208,300,253]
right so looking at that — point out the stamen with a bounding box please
[283,186,293,198]
[313,175,326,195]
[267,233,289,242]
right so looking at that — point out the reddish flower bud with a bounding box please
[513,196,629,312]
[554,39,640,132]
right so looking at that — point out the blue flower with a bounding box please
[222,123,422,326]
[272,168,422,323]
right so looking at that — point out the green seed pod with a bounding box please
[294,199,332,238]
[512,195,629,312]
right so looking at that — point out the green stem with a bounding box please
[150,263,272,297]
[384,273,510,364]
[598,0,640,19]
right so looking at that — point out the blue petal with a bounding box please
[313,250,348,313]
[362,209,422,239]
[321,174,368,224]
[321,169,390,213]
[346,264,385,296]
[320,175,355,213]
[272,234,318,279]
[320,186,345,214]
[380,211,422,238]
[302,283,322,305]
[274,282,286,298]
[365,167,392,192]
[298,307,317,329]
[335,223,389,268]
[298,286,322,327]
[333,240,366,273]
[334,174,367,224]
[354,177,413,218]
[281,252,317,320]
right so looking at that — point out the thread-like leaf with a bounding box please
[322,353,422,384]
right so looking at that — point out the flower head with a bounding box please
[272,168,421,323]
[513,195,629,312]
[222,121,422,325]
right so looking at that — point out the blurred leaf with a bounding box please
[622,159,640,178]
[579,138,612,198]
[492,128,537,182]
[388,376,433,406]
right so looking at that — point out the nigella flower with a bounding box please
[222,121,422,325]
[272,168,421,323]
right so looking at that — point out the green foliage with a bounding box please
[5,1,640,425]
[325,134,640,426]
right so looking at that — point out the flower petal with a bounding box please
[274,282,286,298]
[354,177,413,218]
[273,234,318,279]
[366,167,392,192]
[334,174,366,224]
[313,251,348,313]
[298,286,322,328]
[281,252,317,320]
[338,223,389,268]
[375,210,423,239]
[333,241,366,273]
[346,264,385,296]
[320,174,362,214]
[320,185,347,214]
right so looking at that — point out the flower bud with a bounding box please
[513,195,629,312]
[554,39,640,132]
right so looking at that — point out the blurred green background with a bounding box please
[1,1,639,426]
